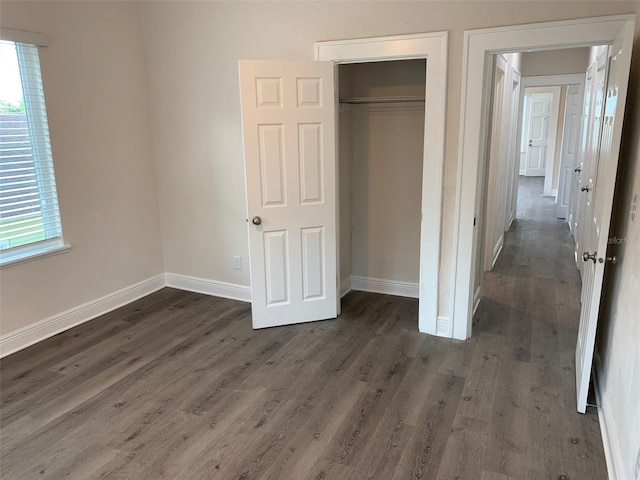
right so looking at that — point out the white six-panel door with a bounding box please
[575,52,608,278]
[556,84,582,219]
[239,60,337,329]
[575,23,632,413]
[524,93,553,176]
[569,64,594,241]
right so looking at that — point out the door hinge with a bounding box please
[473,216,477,226]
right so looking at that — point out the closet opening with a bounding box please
[337,60,426,315]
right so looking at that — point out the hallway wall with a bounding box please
[520,48,591,77]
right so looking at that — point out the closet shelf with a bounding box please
[339,95,425,104]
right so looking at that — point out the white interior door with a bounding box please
[482,55,507,273]
[524,93,553,176]
[569,64,594,239]
[239,60,337,329]
[556,84,583,219]
[504,69,521,230]
[575,25,633,413]
[575,52,608,277]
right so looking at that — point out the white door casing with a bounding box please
[556,84,583,220]
[524,92,553,177]
[453,15,635,346]
[239,60,337,329]
[315,32,449,336]
[575,26,632,413]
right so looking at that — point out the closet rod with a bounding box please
[339,95,425,104]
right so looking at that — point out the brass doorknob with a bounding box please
[582,251,597,263]
[252,216,262,226]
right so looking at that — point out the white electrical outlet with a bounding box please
[233,256,242,270]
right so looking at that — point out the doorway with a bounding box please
[452,15,634,340]
[337,60,426,311]
[316,32,448,335]
[453,15,634,414]
[519,88,560,187]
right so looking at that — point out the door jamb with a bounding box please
[315,32,449,336]
[451,14,634,340]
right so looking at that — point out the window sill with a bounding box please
[0,242,71,269]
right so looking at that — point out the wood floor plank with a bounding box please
[454,332,504,422]
[409,372,465,479]
[436,415,489,480]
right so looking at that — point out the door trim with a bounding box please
[451,14,635,340]
[521,73,586,89]
[316,32,448,336]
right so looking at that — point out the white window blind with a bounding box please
[0,38,64,264]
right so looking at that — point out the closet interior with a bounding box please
[338,59,426,300]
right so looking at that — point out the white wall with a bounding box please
[339,61,425,286]
[0,1,164,336]
[138,0,638,320]
[480,53,521,280]
[521,47,591,77]
[552,86,568,191]
[339,106,352,290]
[350,105,424,284]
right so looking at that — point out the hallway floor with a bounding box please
[474,175,606,477]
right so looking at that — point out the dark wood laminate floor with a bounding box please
[0,177,606,480]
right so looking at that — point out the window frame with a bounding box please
[0,28,69,268]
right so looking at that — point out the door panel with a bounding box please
[556,84,583,219]
[239,60,337,329]
[575,25,632,413]
[571,64,594,252]
[525,93,552,176]
[576,52,608,277]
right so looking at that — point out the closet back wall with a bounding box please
[340,61,426,289]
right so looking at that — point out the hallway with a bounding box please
[473,175,605,477]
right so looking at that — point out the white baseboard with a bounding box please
[491,236,504,269]
[473,285,482,315]
[350,275,419,299]
[0,274,166,358]
[594,355,626,480]
[340,277,352,297]
[165,273,251,303]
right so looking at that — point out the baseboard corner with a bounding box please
[0,274,166,359]
[350,275,419,299]
[164,273,251,303]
